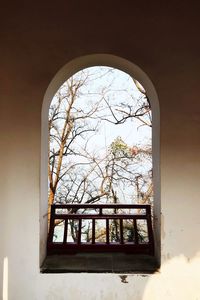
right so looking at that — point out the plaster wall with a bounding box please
[1,1,200,299]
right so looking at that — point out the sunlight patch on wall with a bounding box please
[3,257,8,300]
[143,252,200,300]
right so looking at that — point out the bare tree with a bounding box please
[48,67,153,240]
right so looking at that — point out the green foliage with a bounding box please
[110,136,130,158]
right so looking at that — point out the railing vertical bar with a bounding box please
[48,205,56,243]
[63,219,68,243]
[106,219,109,244]
[120,219,124,244]
[77,219,82,245]
[92,219,95,244]
[146,206,154,254]
[134,218,139,245]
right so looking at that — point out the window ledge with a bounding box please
[41,253,159,274]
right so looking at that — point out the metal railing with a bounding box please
[47,204,154,255]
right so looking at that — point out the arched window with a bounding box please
[40,55,160,272]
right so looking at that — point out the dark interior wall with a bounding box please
[1,1,200,149]
[1,1,200,144]
[1,1,200,97]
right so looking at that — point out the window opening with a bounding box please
[47,66,154,256]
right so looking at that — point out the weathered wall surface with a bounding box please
[1,1,200,299]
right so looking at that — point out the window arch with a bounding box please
[40,54,160,269]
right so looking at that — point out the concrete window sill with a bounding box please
[41,253,159,274]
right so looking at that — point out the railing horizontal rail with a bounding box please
[52,204,150,209]
[53,214,148,219]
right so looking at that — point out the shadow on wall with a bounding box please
[142,252,200,300]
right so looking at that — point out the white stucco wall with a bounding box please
[1,2,200,299]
